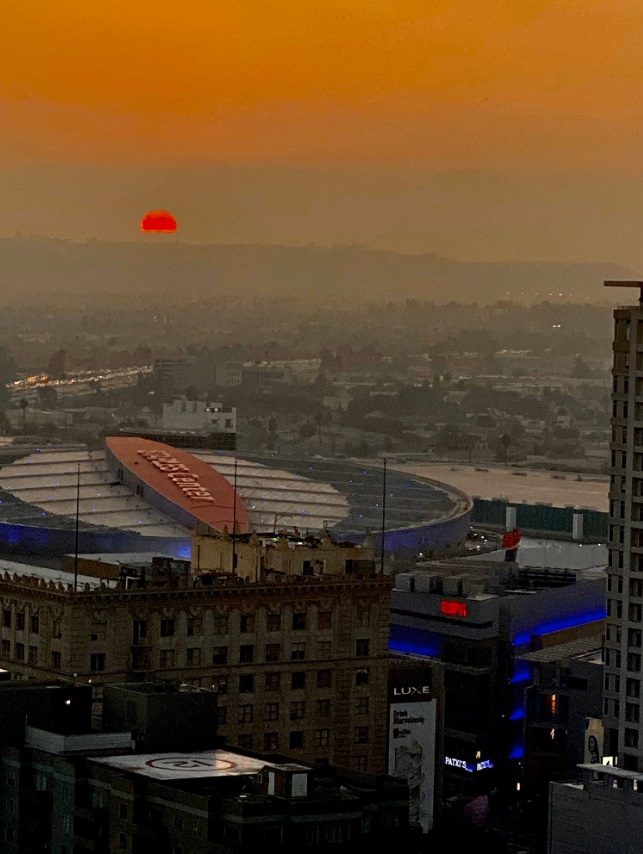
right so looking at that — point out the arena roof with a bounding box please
[0,445,471,548]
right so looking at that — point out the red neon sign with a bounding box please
[441,600,468,618]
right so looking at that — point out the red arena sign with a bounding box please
[441,600,468,618]
[105,437,249,534]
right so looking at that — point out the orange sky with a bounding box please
[3,0,643,169]
[2,1,643,263]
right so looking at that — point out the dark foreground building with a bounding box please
[0,682,412,854]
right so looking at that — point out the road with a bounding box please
[7,365,153,403]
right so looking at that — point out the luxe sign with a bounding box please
[137,449,216,504]
[388,669,436,833]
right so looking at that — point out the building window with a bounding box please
[355,668,369,687]
[217,706,227,725]
[119,802,128,820]
[267,613,281,632]
[213,615,229,635]
[28,646,38,665]
[16,613,25,631]
[90,653,106,672]
[357,697,369,715]
[212,646,228,664]
[318,640,332,657]
[1,640,10,659]
[356,639,370,657]
[119,833,128,851]
[316,670,332,689]
[186,648,201,666]
[358,609,371,627]
[160,619,175,638]
[627,678,640,698]
[318,611,332,630]
[626,703,640,723]
[15,643,24,661]
[30,615,39,635]
[631,579,643,598]
[630,604,642,623]
[264,732,279,751]
[625,728,640,748]
[629,629,642,648]
[51,651,61,669]
[239,705,253,723]
[291,643,305,661]
[187,617,202,636]
[315,728,330,747]
[355,726,369,744]
[291,671,306,690]
[265,643,281,662]
[289,731,304,749]
[316,699,330,718]
[628,653,641,672]
[239,674,255,693]
[2,610,10,628]
[292,612,307,631]
[265,672,280,691]
[240,615,255,633]
[265,702,279,722]
[290,701,305,720]
[240,645,255,663]
[356,756,368,772]
[159,650,174,669]
[238,734,254,750]
[132,619,148,643]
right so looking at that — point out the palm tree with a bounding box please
[19,398,28,435]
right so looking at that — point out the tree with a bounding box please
[19,398,28,435]
[496,433,511,464]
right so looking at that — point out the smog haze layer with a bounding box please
[1,2,643,280]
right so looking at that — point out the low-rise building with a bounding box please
[390,557,606,799]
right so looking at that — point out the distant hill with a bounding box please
[0,236,636,304]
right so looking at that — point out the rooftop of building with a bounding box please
[93,749,274,781]
[395,558,605,599]
[517,634,603,664]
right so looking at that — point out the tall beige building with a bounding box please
[0,534,390,774]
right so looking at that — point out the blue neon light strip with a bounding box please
[512,608,606,646]
[389,638,441,657]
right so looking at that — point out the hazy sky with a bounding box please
[3,1,643,267]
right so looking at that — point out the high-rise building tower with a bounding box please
[604,280,643,770]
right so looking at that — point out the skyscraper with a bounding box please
[604,280,643,769]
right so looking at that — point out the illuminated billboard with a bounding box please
[388,667,436,833]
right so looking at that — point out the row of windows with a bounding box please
[214,668,369,696]
[605,674,641,698]
[232,726,369,751]
[238,669,335,693]
[138,608,362,640]
[210,639,369,665]
[230,695,369,725]
[607,600,643,622]
[605,649,641,671]
[2,612,39,633]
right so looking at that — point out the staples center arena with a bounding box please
[0,438,472,558]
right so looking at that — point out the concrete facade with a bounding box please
[604,297,643,770]
[0,561,391,775]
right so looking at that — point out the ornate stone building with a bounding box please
[0,541,390,774]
